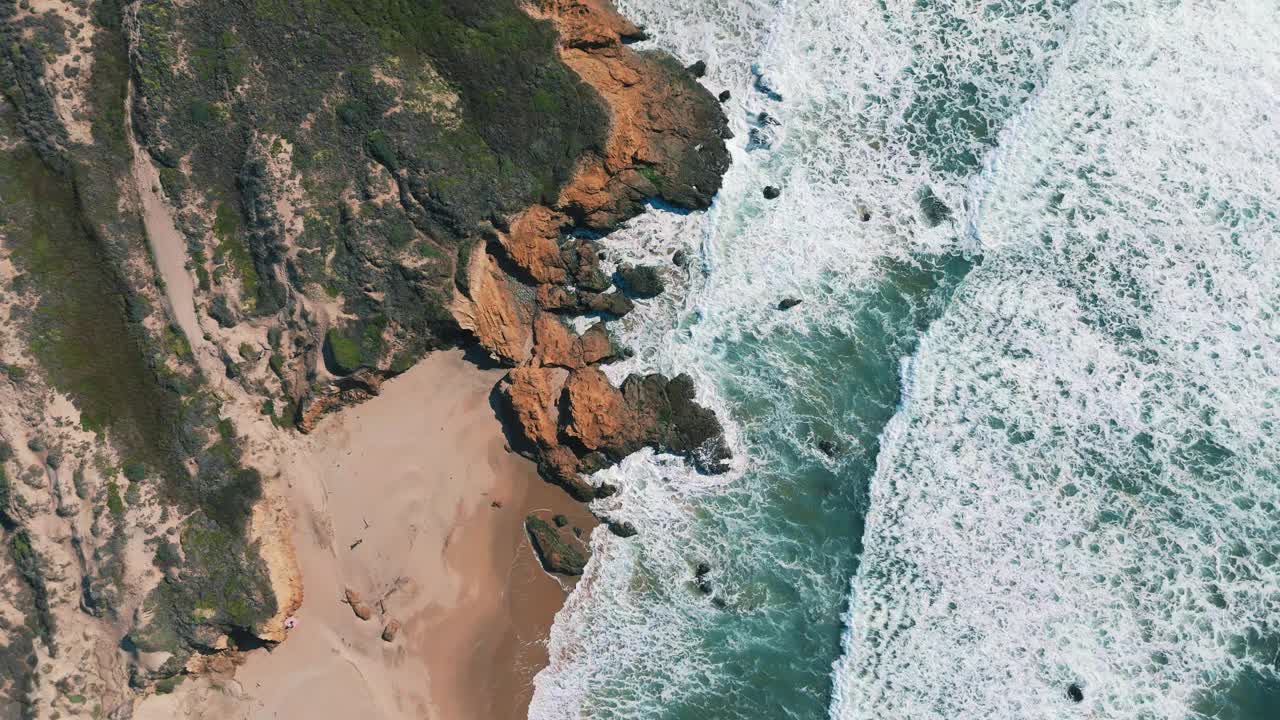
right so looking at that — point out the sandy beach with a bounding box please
[137,350,594,720]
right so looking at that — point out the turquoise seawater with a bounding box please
[530,1,1280,718]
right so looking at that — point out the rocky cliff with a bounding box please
[0,0,730,713]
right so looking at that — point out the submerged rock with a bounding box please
[763,185,781,200]
[747,128,771,152]
[918,185,951,227]
[752,69,784,101]
[1067,684,1084,703]
[778,298,802,311]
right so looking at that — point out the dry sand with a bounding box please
[137,350,594,719]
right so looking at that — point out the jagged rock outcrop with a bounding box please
[501,365,729,501]
[451,0,730,381]
[450,242,536,365]
[532,0,732,227]
[495,206,570,285]
[455,0,734,509]
[532,315,617,369]
[297,369,390,434]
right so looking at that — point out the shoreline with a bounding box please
[136,350,595,719]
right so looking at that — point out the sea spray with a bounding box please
[531,0,1075,717]
[835,1,1280,718]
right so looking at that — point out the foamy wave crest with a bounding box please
[835,1,1280,718]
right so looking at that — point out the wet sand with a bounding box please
[136,351,595,719]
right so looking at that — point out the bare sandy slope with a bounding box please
[127,90,206,352]
[136,350,594,720]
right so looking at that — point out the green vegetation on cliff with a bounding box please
[131,0,608,371]
[0,0,276,677]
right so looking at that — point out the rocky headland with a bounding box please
[0,0,730,715]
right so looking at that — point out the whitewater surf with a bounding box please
[531,1,1280,718]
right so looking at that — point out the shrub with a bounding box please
[122,462,146,482]
[323,328,362,375]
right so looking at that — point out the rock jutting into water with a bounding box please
[456,0,733,513]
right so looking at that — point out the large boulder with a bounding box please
[616,264,665,299]
[525,515,588,575]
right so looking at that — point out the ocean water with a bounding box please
[530,1,1280,719]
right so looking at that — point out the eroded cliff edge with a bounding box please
[125,0,733,503]
[0,0,730,714]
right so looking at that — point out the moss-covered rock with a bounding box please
[525,515,587,576]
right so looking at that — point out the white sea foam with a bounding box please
[834,1,1280,718]
[531,0,1098,716]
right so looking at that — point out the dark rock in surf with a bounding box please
[718,90,731,103]
[747,128,771,152]
[757,111,779,126]
[778,298,802,311]
[617,264,665,299]
[694,562,713,594]
[562,239,611,292]
[619,25,650,43]
[672,249,688,267]
[686,60,707,78]
[817,439,838,458]
[763,185,781,200]
[607,520,638,538]
[1067,684,1084,703]
[918,185,951,227]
